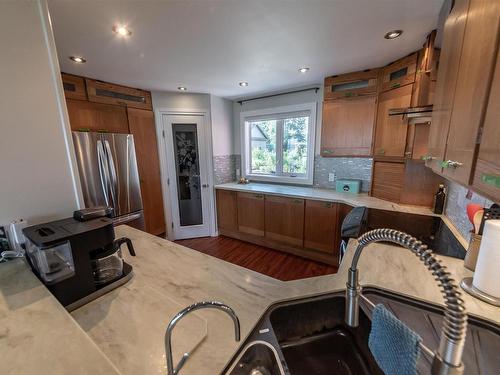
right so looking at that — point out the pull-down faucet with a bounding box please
[165,301,241,375]
[345,229,468,375]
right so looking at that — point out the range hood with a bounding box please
[388,105,433,125]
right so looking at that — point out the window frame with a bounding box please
[240,103,317,185]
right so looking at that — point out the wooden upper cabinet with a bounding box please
[237,192,265,236]
[379,53,418,92]
[373,84,413,158]
[216,190,238,233]
[472,47,500,202]
[427,0,471,173]
[264,195,304,247]
[86,79,153,110]
[304,200,339,255]
[441,0,500,185]
[321,95,376,157]
[127,108,165,235]
[324,69,379,100]
[61,73,87,101]
[66,99,129,133]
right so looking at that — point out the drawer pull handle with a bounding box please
[481,174,500,188]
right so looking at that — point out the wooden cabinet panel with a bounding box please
[400,160,443,207]
[216,190,238,232]
[472,47,500,202]
[304,200,338,255]
[371,161,405,203]
[86,79,153,110]
[237,192,265,236]
[324,69,379,100]
[380,53,418,92]
[66,99,129,133]
[321,96,376,157]
[442,0,500,185]
[427,0,471,173]
[61,73,87,101]
[127,108,165,235]
[265,195,304,247]
[374,84,413,158]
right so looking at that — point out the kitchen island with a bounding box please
[1,225,499,374]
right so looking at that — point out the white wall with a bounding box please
[210,95,234,156]
[0,0,82,226]
[232,85,323,155]
[152,91,211,112]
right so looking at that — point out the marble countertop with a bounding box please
[215,182,435,215]
[2,225,499,374]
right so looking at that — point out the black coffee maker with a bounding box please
[23,214,135,310]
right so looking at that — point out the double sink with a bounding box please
[223,288,500,375]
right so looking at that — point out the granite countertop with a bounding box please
[215,182,435,216]
[2,225,499,374]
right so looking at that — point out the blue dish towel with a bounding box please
[368,304,422,375]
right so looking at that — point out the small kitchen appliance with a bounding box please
[23,216,135,310]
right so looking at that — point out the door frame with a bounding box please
[155,108,216,240]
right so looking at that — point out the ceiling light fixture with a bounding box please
[113,25,132,37]
[384,30,403,39]
[69,56,86,63]
[239,81,249,87]
[177,86,187,91]
[298,67,310,73]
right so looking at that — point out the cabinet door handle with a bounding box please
[254,194,263,199]
[292,199,303,204]
[377,148,385,155]
[481,174,500,188]
[442,160,463,169]
[323,202,333,208]
[421,155,435,162]
[391,82,401,88]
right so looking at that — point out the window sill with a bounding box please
[244,174,313,186]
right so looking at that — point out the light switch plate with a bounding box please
[328,173,335,182]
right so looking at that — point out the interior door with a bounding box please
[163,114,211,239]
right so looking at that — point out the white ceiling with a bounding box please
[48,0,443,99]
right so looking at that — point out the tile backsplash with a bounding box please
[444,180,495,241]
[213,154,241,185]
[313,156,373,192]
[215,155,373,192]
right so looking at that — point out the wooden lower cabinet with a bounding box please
[127,108,166,235]
[216,190,350,265]
[66,99,129,133]
[304,200,338,255]
[216,190,238,232]
[237,192,265,236]
[265,195,304,247]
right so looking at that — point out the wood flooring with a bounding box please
[175,235,338,281]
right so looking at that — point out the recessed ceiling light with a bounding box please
[113,25,132,37]
[239,81,249,87]
[69,56,86,63]
[177,86,187,91]
[384,30,403,39]
[298,67,310,73]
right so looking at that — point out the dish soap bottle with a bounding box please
[433,184,446,214]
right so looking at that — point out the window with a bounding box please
[241,103,316,184]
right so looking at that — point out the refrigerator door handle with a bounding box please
[104,139,119,212]
[97,140,110,207]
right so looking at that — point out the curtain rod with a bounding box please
[237,87,320,105]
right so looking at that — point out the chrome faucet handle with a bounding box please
[345,229,468,375]
[165,301,241,375]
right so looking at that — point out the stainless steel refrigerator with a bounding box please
[72,131,144,229]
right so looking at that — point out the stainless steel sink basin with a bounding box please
[222,288,500,375]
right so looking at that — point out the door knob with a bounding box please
[202,184,209,188]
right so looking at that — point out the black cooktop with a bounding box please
[341,207,466,259]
